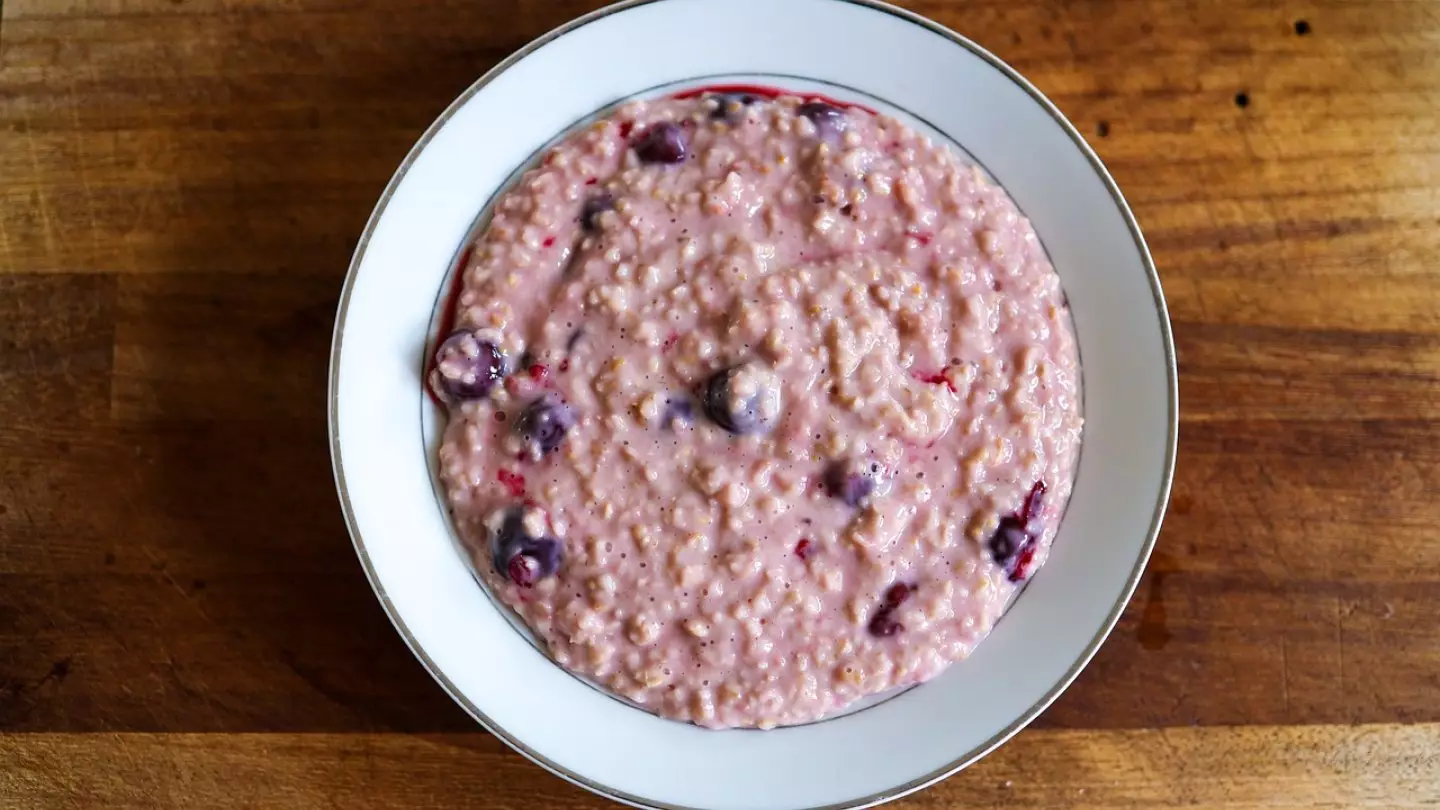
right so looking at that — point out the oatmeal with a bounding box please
[430,89,1082,729]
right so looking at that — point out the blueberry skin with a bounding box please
[663,397,694,429]
[797,101,848,142]
[823,461,876,507]
[987,516,1029,565]
[432,330,506,401]
[988,481,1049,580]
[988,515,1039,582]
[581,192,615,231]
[490,508,563,585]
[867,582,915,637]
[701,365,779,435]
[633,122,689,164]
[700,369,743,432]
[517,394,575,455]
[709,92,761,121]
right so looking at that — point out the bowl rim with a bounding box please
[328,1,1178,807]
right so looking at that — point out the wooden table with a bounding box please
[2,0,1437,806]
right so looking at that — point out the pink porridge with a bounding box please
[429,89,1082,729]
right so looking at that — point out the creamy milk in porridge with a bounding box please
[429,89,1082,729]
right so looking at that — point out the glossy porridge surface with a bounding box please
[430,91,1082,729]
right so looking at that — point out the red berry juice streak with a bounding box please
[496,469,527,498]
[669,83,879,115]
[914,368,957,392]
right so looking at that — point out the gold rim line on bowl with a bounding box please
[326,1,1179,808]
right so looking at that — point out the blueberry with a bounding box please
[1008,543,1039,583]
[432,330,505,401]
[797,101,848,142]
[868,613,904,637]
[823,460,877,507]
[489,509,527,571]
[507,554,541,588]
[581,192,615,231]
[633,122,689,164]
[987,481,1049,580]
[521,535,563,578]
[517,394,575,455]
[709,92,760,121]
[987,516,1028,564]
[867,582,914,637]
[701,363,781,434]
[490,507,563,587]
[882,582,913,608]
[988,516,1039,582]
[663,396,694,429]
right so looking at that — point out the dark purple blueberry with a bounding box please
[709,92,760,121]
[581,192,615,231]
[490,508,564,587]
[824,460,877,507]
[988,516,1039,582]
[797,101,848,142]
[489,508,527,571]
[507,554,540,588]
[868,613,903,637]
[867,582,914,637]
[432,330,505,401]
[883,582,914,608]
[520,534,563,578]
[663,396,694,429]
[988,516,1028,564]
[701,364,780,435]
[633,122,689,164]
[988,480,1049,581]
[517,394,575,455]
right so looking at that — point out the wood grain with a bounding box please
[1,0,1438,806]
[4,725,1438,808]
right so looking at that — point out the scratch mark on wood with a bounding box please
[18,104,58,259]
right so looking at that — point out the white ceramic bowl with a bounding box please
[328,1,1177,808]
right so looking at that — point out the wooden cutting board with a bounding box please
[1,0,1436,806]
